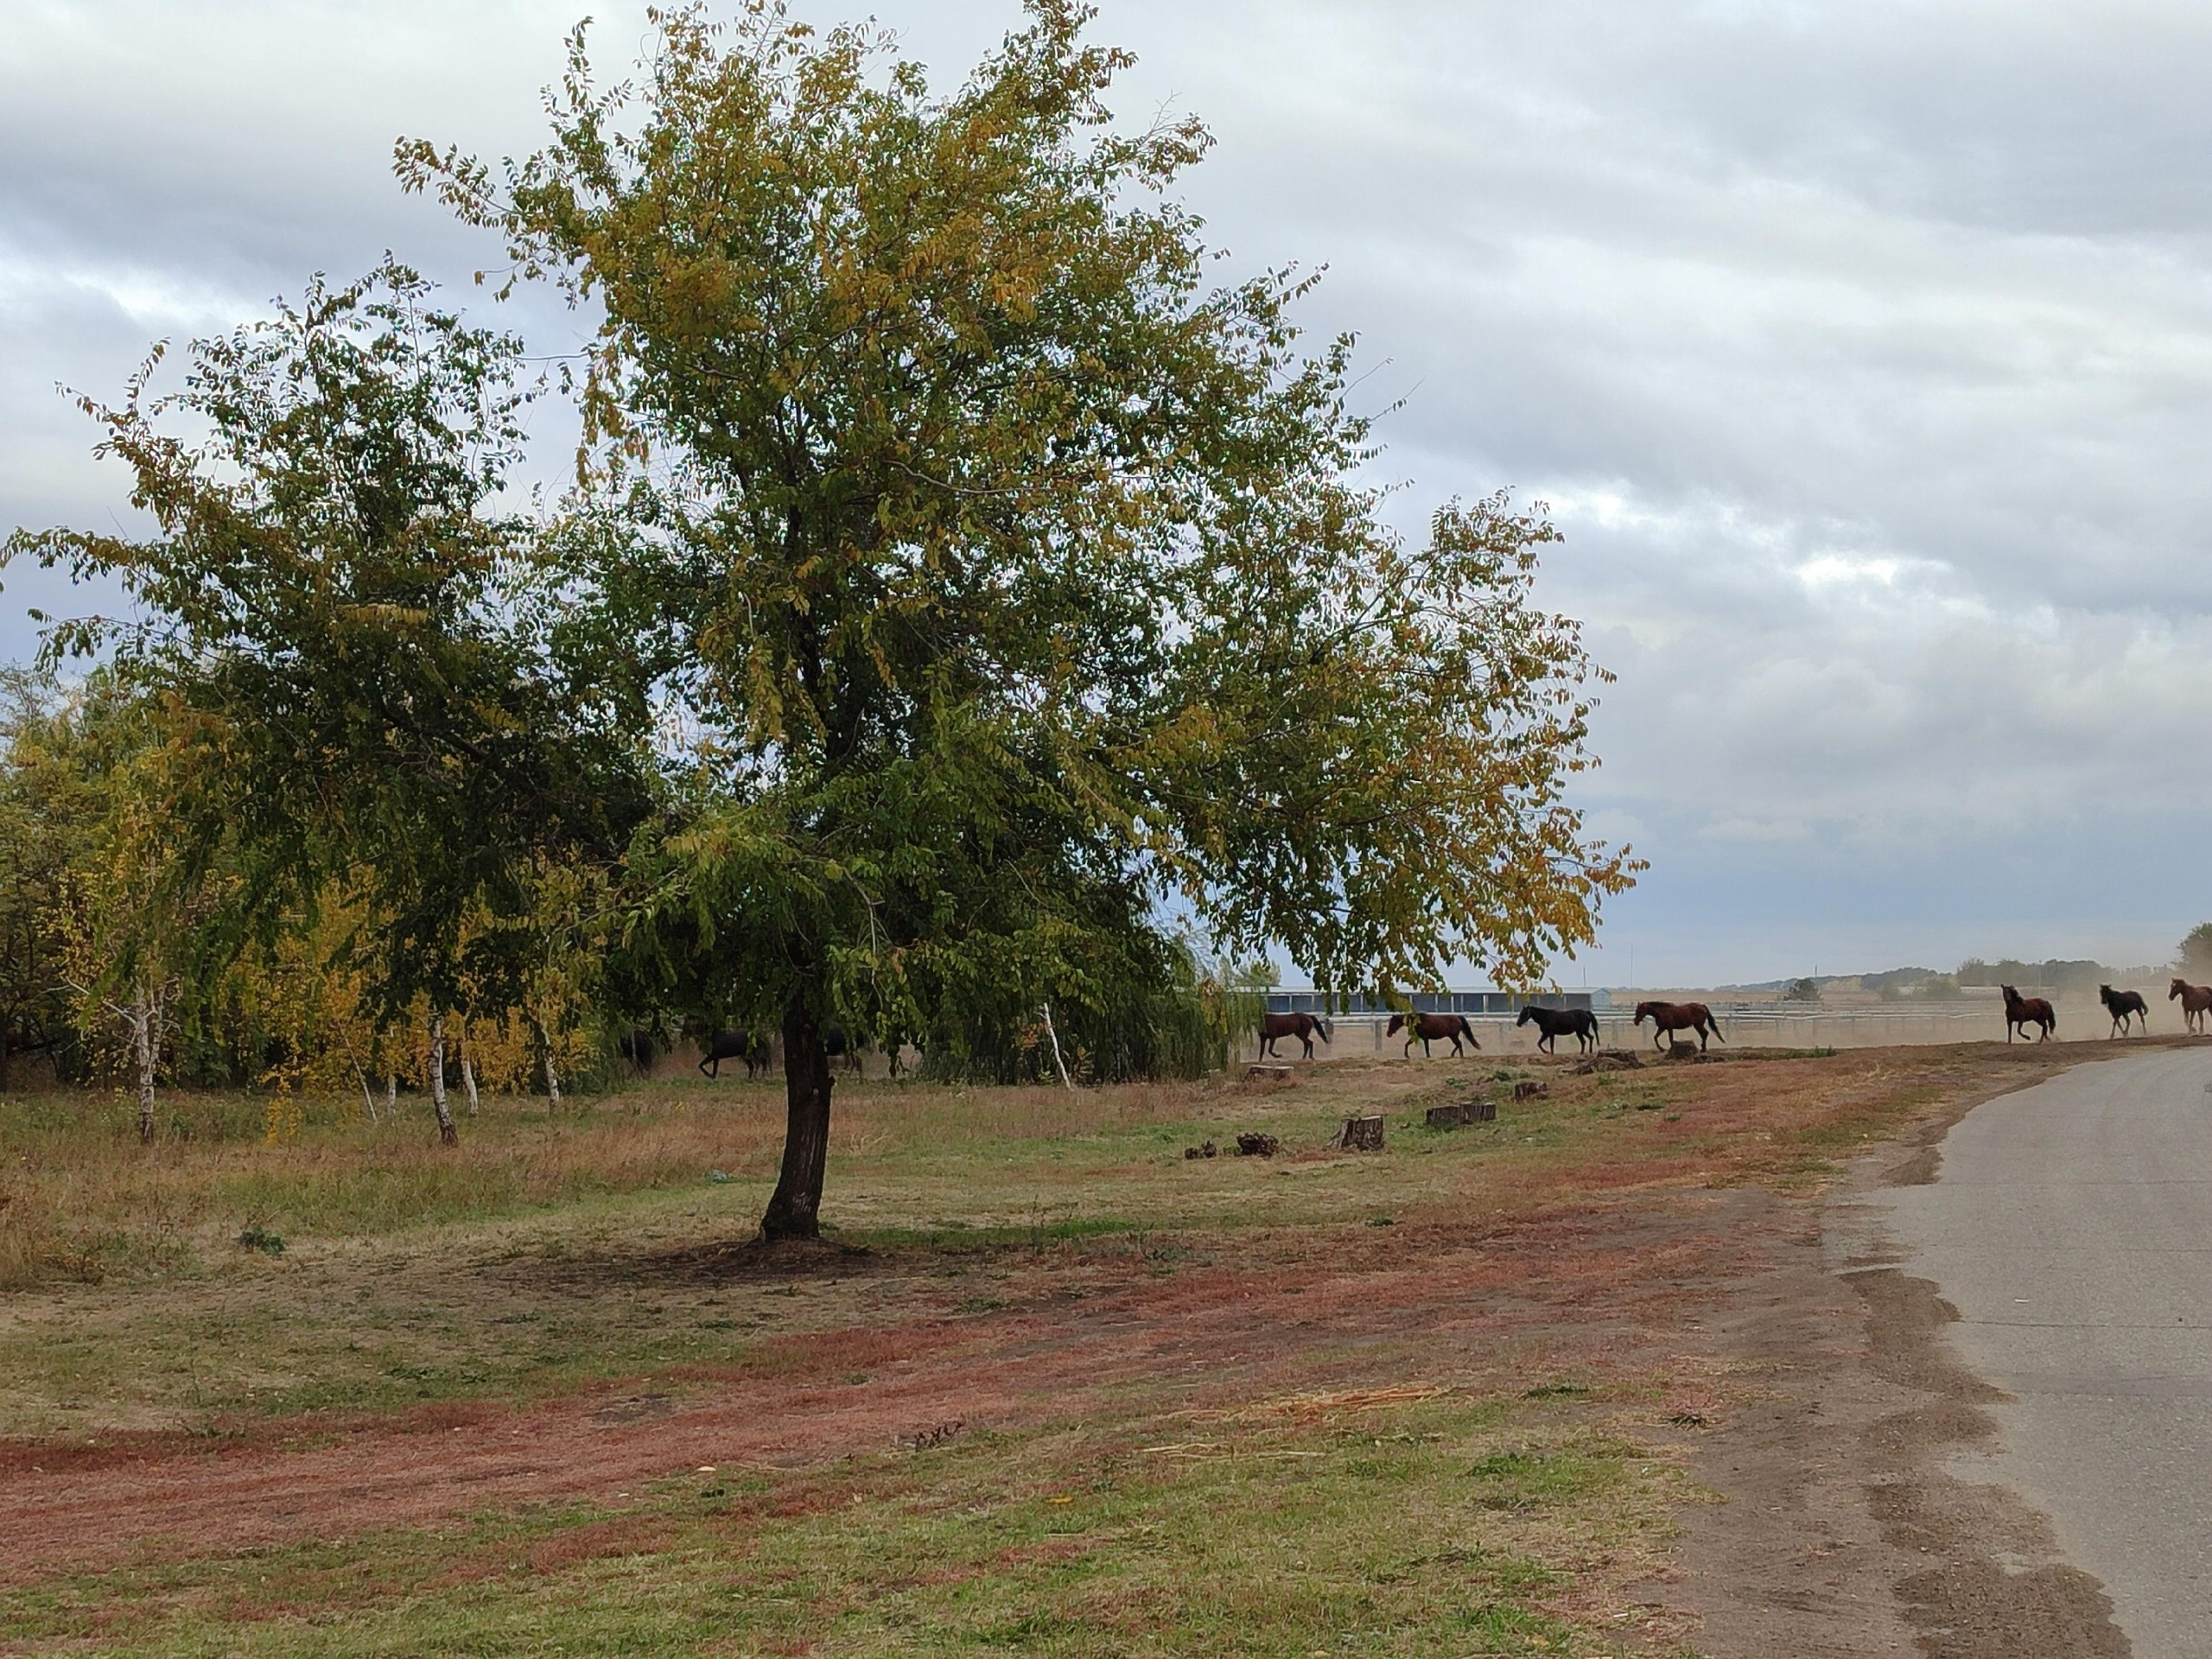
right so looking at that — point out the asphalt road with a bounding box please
[1884,1045,2212,1656]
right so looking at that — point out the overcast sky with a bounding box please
[7,0,2211,988]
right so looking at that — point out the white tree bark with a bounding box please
[1040,1003,1074,1091]
[428,1012,455,1144]
[460,1034,480,1116]
[130,979,162,1142]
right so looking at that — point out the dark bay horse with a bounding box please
[1633,1001,1724,1052]
[2000,985,2056,1043]
[698,1029,772,1079]
[1517,1004,1599,1055]
[1388,1012,1480,1058]
[2099,983,2149,1038]
[1259,1012,1334,1061]
[2172,978,2212,1035]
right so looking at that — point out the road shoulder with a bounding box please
[1675,1088,2131,1656]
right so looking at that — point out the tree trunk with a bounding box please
[386,1072,397,1116]
[1039,1003,1074,1090]
[131,981,158,1145]
[359,1067,377,1121]
[428,1012,455,1146]
[461,1045,480,1116]
[538,1019,563,1110]
[760,994,835,1241]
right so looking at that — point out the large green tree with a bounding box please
[405,1,1636,1239]
[5,264,649,1141]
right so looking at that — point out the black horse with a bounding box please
[616,1026,660,1076]
[1516,1004,1599,1055]
[2100,984,2150,1038]
[698,1029,772,1079]
[824,1025,864,1076]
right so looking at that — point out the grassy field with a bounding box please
[0,1041,2096,1655]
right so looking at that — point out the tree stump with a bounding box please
[1512,1079,1548,1101]
[1236,1132,1281,1157]
[1664,1040,1701,1061]
[1183,1140,1217,1160]
[1243,1063,1294,1084]
[1331,1114,1385,1151]
[1573,1052,1643,1075]
[1426,1101,1497,1128]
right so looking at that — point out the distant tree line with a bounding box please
[1764,938,2212,1005]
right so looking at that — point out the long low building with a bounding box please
[1264,989,1599,1016]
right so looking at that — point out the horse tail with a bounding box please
[1316,1017,1333,1045]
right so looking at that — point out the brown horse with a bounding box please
[1259,1012,1333,1060]
[2000,985,2056,1043]
[1387,1012,1480,1058]
[2171,978,2212,1035]
[2099,984,2149,1038]
[1632,1001,1724,1052]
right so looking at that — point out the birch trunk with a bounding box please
[131,980,159,1144]
[1040,1003,1074,1090]
[460,1039,480,1116]
[359,1067,378,1122]
[428,1012,456,1146]
[538,1018,563,1109]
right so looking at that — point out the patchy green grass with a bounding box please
[0,1039,2108,1656]
[4,1391,1689,1657]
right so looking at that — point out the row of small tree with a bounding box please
[3,3,1636,1239]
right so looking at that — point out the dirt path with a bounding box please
[0,1195,1762,1583]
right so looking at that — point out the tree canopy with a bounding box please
[397,0,1635,1237]
[5,264,653,1137]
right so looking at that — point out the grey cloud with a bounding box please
[6,0,2211,982]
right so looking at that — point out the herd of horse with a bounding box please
[1999,979,2212,1042]
[659,979,2212,1083]
[1258,1000,1725,1060]
[1259,979,2212,1066]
